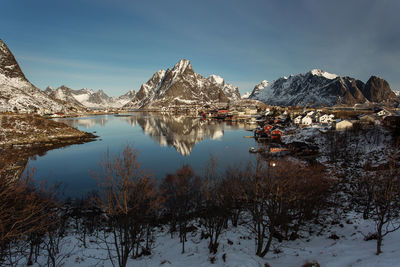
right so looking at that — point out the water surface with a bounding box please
[28,113,258,198]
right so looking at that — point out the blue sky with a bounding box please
[1,0,399,96]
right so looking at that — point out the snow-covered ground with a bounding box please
[24,211,400,267]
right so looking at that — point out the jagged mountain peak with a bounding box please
[208,74,225,85]
[207,74,240,100]
[309,69,338,80]
[124,60,232,109]
[258,80,269,87]
[172,59,192,74]
[362,75,397,103]
[0,39,65,113]
[0,39,26,80]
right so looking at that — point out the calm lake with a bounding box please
[27,113,258,198]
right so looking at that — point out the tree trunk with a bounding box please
[376,223,383,255]
[27,242,34,265]
[255,222,264,256]
[260,232,274,257]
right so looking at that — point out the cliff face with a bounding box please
[362,76,398,103]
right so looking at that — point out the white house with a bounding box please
[245,108,258,115]
[319,114,335,124]
[301,116,313,125]
[294,116,302,124]
[306,111,315,117]
[335,119,353,131]
[376,109,391,117]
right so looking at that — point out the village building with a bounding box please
[301,116,312,125]
[294,116,302,124]
[376,108,392,117]
[335,119,353,131]
[306,111,315,117]
[319,114,335,124]
[245,108,258,115]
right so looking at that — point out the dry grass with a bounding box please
[0,114,88,146]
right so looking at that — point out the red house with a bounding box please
[263,124,273,133]
[270,129,283,141]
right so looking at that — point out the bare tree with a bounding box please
[244,158,331,257]
[351,149,400,255]
[199,156,229,254]
[160,165,201,253]
[94,145,160,267]
[0,168,56,265]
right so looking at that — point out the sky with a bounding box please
[1,0,399,96]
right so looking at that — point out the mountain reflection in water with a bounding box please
[34,113,257,198]
[59,113,255,156]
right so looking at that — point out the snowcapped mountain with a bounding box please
[241,92,251,99]
[45,86,136,109]
[124,59,231,109]
[249,80,269,99]
[44,85,87,111]
[116,89,136,107]
[207,74,240,100]
[249,69,398,107]
[0,39,64,113]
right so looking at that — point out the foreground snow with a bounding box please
[27,212,400,267]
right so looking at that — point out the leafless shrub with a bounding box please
[93,145,160,267]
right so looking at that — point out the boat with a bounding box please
[249,147,257,153]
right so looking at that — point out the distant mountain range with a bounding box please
[1,38,398,112]
[44,86,136,109]
[248,69,399,107]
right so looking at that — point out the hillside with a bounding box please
[0,39,65,113]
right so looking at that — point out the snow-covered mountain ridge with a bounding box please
[124,59,240,109]
[249,69,398,107]
[0,39,64,113]
[44,86,136,109]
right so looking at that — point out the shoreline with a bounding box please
[0,114,98,179]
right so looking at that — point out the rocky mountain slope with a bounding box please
[207,74,240,101]
[0,39,64,113]
[45,86,136,109]
[44,86,88,111]
[124,59,235,109]
[361,76,398,103]
[249,69,398,107]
